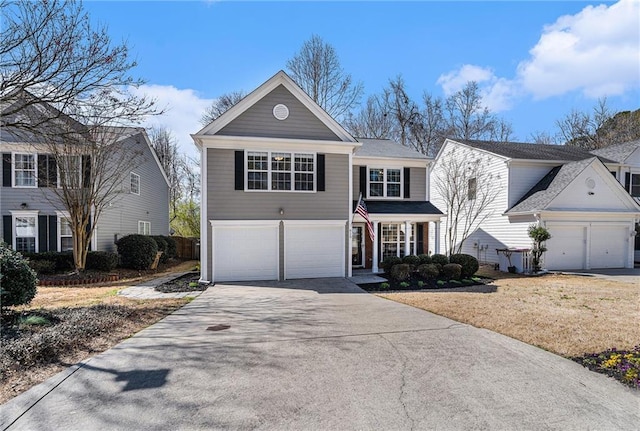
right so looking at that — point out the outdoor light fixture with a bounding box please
[20,202,27,209]
[279,208,284,215]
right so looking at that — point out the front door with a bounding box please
[352,225,364,267]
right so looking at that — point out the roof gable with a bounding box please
[194,71,356,143]
[448,139,602,162]
[591,139,640,164]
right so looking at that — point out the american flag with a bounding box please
[355,197,375,241]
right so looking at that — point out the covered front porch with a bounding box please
[352,201,444,273]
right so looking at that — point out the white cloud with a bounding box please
[130,84,213,159]
[437,64,494,95]
[517,0,640,99]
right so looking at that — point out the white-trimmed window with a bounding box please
[138,221,151,235]
[380,223,415,260]
[130,172,140,195]
[12,211,38,253]
[631,174,640,197]
[14,153,37,187]
[368,168,402,198]
[246,151,315,192]
[58,155,82,188]
[58,216,74,251]
[468,177,477,201]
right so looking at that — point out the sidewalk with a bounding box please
[118,272,206,299]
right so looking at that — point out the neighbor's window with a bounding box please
[247,151,314,191]
[58,155,81,188]
[59,217,74,251]
[368,168,401,198]
[631,174,640,197]
[130,172,140,195]
[14,215,37,253]
[14,153,37,187]
[138,221,150,235]
[468,177,477,201]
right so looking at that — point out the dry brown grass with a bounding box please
[1,262,198,404]
[378,268,640,357]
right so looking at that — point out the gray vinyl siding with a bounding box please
[216,85,340,141]
[0,186,62,246]
[96,134,169,252]
[207,149,349,220]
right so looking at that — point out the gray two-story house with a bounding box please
[192,71,443,282]
[1,99,170,254]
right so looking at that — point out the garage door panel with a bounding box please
[285,224,344,279]
[545,225,585,270]
[590,226,626,269]
[214,225,279,282]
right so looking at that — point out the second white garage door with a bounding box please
[590,226,626,269]
[545,225,586,270]
[285,222,345,279]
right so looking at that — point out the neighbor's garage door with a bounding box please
[545,225,586,270]
[213,223,279,282]
[590,225,626,269]
[285,222,345,279]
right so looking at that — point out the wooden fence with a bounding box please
[172,236,200,260]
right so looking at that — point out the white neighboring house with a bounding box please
[429,139,640,271]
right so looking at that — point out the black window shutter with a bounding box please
[38,155,48,187]
[625,172,631,193]
[38,215,48,252]
[317,154,325,192]
[2,153,11,187]
[234,151,244,190]
[377,222,382,266]
[3,215,12,245]
[48,155,57,187]
[359,166,366,196]
[82,155,91,188]
[404,167,411,199]
[48,215,58,252]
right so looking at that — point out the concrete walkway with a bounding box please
[2,278,638,430]
[117,271,205,299]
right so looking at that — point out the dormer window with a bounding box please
[368,168,402,198]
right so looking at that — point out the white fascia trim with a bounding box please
[138,129,171,187]
[537,210,640,219]
[434,139,509,164]
[353,156,430,168]
[197,135,360,154]
[282,220,347,227]
[210,220,281,228]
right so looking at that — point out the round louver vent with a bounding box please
[585,177,596,189]
[273,104,289,120]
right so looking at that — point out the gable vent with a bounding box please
[273,104,289,120]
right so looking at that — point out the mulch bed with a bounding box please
[154,272,205,293]
[572,347,640,389]
[359,273,489,292]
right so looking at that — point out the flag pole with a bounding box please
[352,192,363,222]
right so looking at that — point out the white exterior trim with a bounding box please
[353,156,430,168]
[193,135,359,155]
[199,146,209,283]
[10,210,39,252]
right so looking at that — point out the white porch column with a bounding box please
[434,221,441,255]
[404,220,411,256]
[372,221,379,273]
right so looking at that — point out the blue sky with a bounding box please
[84,0,640,157]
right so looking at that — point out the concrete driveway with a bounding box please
[2,279,638,430]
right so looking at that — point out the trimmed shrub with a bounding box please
[23,251,74,272]
[449,254,479,278]
[164,236,177,259]
[418,263,440,280]
[381,256,402,273]
[116,234,158,270]
[151,236,168,263]
[442,263,462,280]
[390,263,411,281]
[86,251,118,271]
[28,259,56,275]
[0,243,38,308]
[418,254,432,265]
[402,255,420,267]
[431,253,449,267]
[380,282,390,290]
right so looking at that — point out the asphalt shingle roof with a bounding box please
[454,139,606,162]
[354,138,429,160]
[507,158,595,214]
[353,200,443,215]
[590,139,640,163]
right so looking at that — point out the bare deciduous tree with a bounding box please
[1,0,157,271]
[433,147,501,255]
[444,81,499,141]
[344,94,393,139]
[199,90,246,126]
[286,34,363,120]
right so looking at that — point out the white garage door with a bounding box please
[285,222,345,279]
[545,225,586,270]
[213,223,279,282]
[590,226,626,269]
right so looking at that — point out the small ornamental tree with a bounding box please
[528,225,552,272]
[0,242,38,311]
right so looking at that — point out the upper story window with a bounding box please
[58,155,81,188]
[368,168,401,198]
[130,172,140,195]
[468,177,477,201]
[631,174,640,197]
[246,151,315,192]
[14,153,36,187]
